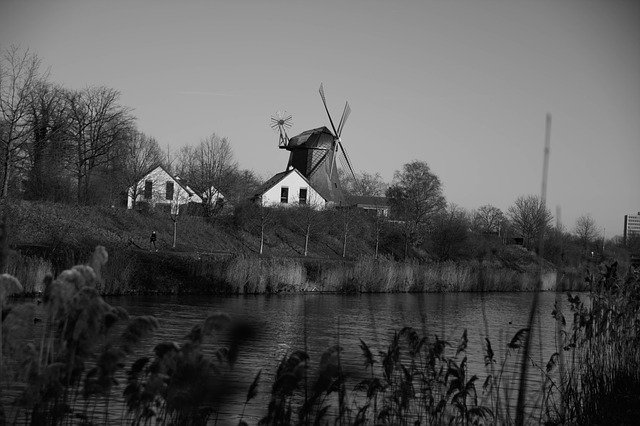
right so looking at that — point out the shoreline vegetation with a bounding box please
[2,200,598,296]
[9,247,583,296]
[1,247,638,424]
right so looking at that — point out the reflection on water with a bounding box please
[105,291,573,424]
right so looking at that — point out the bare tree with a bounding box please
[25,81,72,200]
[285,201,326,257]
[0,46,43,197]
[471,204,506,235]
[66,86,134,203]
[252,199,275,255]
[574,214,599,250]
[340,170,388,197]
[226,169,262,206]
[122,130,163,209]
[507,195,553,249]
[371,212,386,259]
[386,161,446,258]
[429,204,470,260]
[176,133,237,215]
[333,206,361,258]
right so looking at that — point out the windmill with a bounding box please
[270,111,293,148]
[280,83,356,204]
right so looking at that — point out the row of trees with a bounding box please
[372,160,615,262]
[0,46,259,207]
[235,159,615,263]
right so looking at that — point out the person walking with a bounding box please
[150,230,157,251]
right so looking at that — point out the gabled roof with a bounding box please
[173,175,198,197]
[252,167,326,200]
[132,164,197,197]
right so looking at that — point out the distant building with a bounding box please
[345,195,390,217]
[253,167,327,208]
[624,212,640,244]
[127,165,203,211]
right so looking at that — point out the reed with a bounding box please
[0,246,159,425]
[5,252,52,294]
[544,262,640,424]
[261,327,498,425]
[123,313,258,425]
[225,256,307,293]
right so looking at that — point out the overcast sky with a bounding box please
[2,0,639,236]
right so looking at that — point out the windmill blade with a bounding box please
[337,101,351,137]
[338,141,357,181]
[329,145,338,180]
[319,83,339,136]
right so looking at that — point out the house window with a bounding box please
[299,188,307,204]
[144,180,152,199]
[280,187,289,203]
[166,181,174,200]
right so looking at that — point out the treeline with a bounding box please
[341,160,638,267]
[0,46,259,207]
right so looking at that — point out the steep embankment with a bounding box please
[3,200,577,294]
[3,200,372,292]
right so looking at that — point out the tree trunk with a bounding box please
[304,224,310,256]
[260,224,264,255]
[342,231,347,258]
[172,219,177,248]
[403,231,409,260]
[1,151,11,198]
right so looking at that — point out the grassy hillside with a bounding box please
[2,200,583,294]
[4,200,374,260]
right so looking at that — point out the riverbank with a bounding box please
[4,199,588,295]
[9,247,585,295]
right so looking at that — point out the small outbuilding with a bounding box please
[345,195,390,217]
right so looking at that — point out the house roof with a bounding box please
[132,164,197,197]
[173,175,198,197]
[253,168,326,201]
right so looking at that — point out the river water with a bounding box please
[103,291,574,425]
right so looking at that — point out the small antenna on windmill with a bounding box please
[270,111,293,148]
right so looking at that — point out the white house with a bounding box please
[127,165,203,210]
[253,167,327,208]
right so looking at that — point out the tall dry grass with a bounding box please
[222,255,572,294]
[225,256,306,293]
[5,252,52,294]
